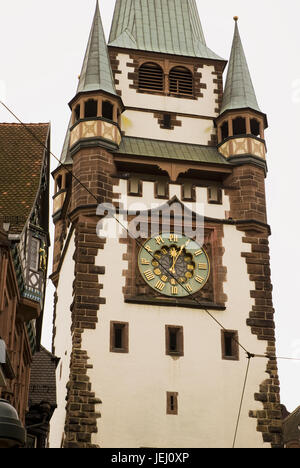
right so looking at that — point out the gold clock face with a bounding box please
[138,233,210,298]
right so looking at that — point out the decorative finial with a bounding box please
[233,16,239,22]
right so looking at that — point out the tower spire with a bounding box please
[220,17,261,114]
[77,0,117,97]
[108,0,223,61]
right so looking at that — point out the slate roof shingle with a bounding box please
[28,346,59,409]
[0,122,50,234]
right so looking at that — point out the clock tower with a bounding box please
[50,1,282,448]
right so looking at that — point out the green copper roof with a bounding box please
[114,136,229,165]
[108,0,223,61]
[60,117,72,164]
[77,1,117,96]
[220,20,261,114]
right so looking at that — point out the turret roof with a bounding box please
[77,1,118,97]
[220,19,261,114]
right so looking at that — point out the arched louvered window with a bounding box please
[138,63,164,92]
[169,67,193,96]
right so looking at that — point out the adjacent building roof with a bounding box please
[220,19,261,114]
[77,1,118,97]
[0,123,50,234]
[108,0,223,61]
[28,346,59,409]
[114,136,229,165]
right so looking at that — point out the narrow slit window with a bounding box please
[110,322,129,353]
[221,330,239,361]
[167,392,178,415]
[166,326,184,356]
[162,114,172,129]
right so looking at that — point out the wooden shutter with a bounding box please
[139,63,164,91]
[169,67,193,95]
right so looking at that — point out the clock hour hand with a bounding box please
[169,240,190,274]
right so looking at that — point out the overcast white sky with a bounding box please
[1,0,300,413]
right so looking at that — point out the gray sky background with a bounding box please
[0,0,299,413]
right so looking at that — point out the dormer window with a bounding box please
[102,101,114,121]
[169,67,193,96]
[138,62,164,92]
[84,99,98,118]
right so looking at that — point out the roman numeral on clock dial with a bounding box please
[144,270,155,281]
[155,281,166,291]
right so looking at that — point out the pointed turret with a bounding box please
[77,0,118,97]
[67,1,123,155]
[216,18,267,165]
[220,17,260,115]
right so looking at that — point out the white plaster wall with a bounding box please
[113,179,230,221]
[122,110,215,145]
[48,232,75,448]
[116,53,217,143]
[81,219,270,448]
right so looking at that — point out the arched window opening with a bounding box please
[221,121,229,140]
[65,173,72,190]
[74,104,80,122]
[233,117,246,136]
[56,175,62,193]
[138,63,164,92]
[102,101,114,121]
[250,118,260,137]
[169,67,193,96]
[84,99,98,118]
